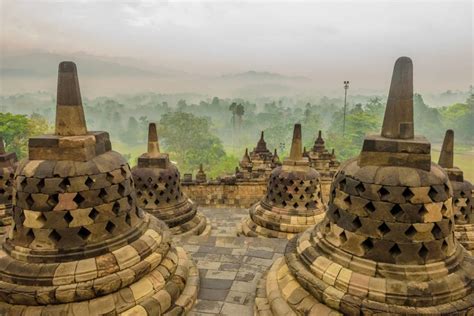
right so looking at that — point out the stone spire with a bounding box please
[255,131,269,153]
[381,56,414,139]
[438,129,454,169]
[272,148,280,164]
[288,123,303,161]
[239,123,326,239]
[132,124,208,236]
[0,62,199,314]
[359,57,430,170]
[147,122,160,156]
[55,61,87,136]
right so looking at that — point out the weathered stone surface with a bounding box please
[132,123,209,237]
[239,124,327,239]
[254,57,474,315]
[0,62,198,315]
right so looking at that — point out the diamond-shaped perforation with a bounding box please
[49,229,61,243]
[428,186,438,201]
[361,238,374,252]
[364,201,375,213]
[88,208,99,221]
[333,209,341,221]
[73,193,85,206]
[352,217,362,230]
[64,211,74,224]
[418,244,429,260]
[378,186,389,199]
[389,244,401,258]
[77,227,91,240]
[431,223,442,239]
[26,228,35,242]
[405,225,417,238]
[402,187,414,201]
[390,204,403,218]
[355,182,365,194]
[105,221,116,233]
[418,205,428,218]
[58,178,71,191]
[85,177,94,188]
[378,222,390,236]
[125,214,131,226]
[339,231,347,243]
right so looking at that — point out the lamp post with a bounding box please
[343,80,350,137]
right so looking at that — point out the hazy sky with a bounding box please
[1,0,473,92]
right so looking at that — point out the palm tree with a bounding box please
[229,102,237,130]
[235,103,245,130]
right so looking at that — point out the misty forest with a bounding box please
[1,87,472,179]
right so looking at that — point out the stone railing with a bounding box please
[181,175,332,208]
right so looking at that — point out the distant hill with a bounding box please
[0,52,181,77]
[221,71,310,82]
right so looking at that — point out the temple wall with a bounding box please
[182,179,332,208]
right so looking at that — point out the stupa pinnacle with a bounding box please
[255,57,474,314]
[132,123,209,237]
[239,124,326,239]
[0,62,199,315]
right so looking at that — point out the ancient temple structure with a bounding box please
[255,57,474,314]
[238,124,326,239]
[236,131,280,180]
[0,137,16,238]
[306,130,340,179]
[438,130,473,254]
[132,123,208,237]
[0,62,198,314]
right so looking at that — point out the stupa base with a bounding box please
[0,215,199,315]
[255,226,474,315]
[237,203,325,239]
[170,212,210,237]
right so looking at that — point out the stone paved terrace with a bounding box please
[175,207,288,315]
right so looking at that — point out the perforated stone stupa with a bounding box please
[438,129,473,254]
[306,130,340,179]
[0,137,17,238]
[236,131,281,180]
[255,57,474,315]
[132,123,209,237]
[0,62,198,315]
[238,124,326,239]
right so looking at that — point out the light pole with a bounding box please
[343,80,350,137]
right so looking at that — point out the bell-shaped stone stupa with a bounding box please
[0,62,198,315]
[132,123,209,237]
[0,137,17,238]
[255,57,474,314]
[239,124,326,239]
[438,129,473,254]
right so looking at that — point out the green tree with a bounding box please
[158,111,227,172]
[0,112,50,158]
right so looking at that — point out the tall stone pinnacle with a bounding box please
[55,61,87,136]
[381,56,414,139]
[289,123,303,160]
[438,129,454,168]
[147,122,160,156]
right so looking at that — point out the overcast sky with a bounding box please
[1,0,472,92]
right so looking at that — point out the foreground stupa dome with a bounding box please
[0,137,16,238]
[438,129,473,254]
[0,62,198,314]
[255,57,474,314]
[131,123,208,237]
[239,124,326,239]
